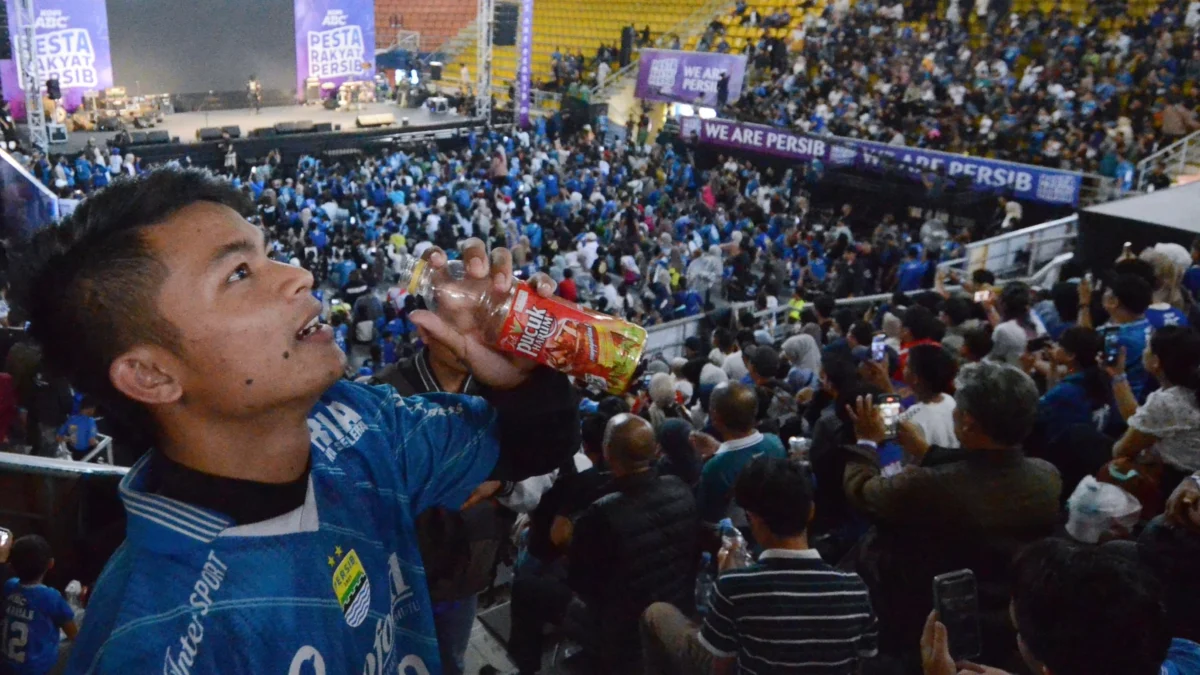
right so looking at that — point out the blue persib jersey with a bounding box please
[1109,318,1152,402]
[3,579,74,675]
[65,380,498,675]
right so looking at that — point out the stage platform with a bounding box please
[36,101,464,156]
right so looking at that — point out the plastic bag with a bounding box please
[1066,475,1142,544]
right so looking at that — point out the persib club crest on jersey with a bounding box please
[330,546,370,628]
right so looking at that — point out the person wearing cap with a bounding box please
[748,345,797,429]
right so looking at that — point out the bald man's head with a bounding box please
[603,413,657,474]
[710,381,758,434]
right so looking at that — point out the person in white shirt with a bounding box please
[895,343,960,450]
[597,61,611,89]
[424,210,441,238]
[578,232,600,270]
[460,62,470,85]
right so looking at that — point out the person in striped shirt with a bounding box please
[641,456,879,674]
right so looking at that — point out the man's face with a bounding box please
[142,202,344,416]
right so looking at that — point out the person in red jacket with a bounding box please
[558,268,579,302]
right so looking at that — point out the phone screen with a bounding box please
[871,335,887,363]
[933,570,982,661]
[973,290,991,303]
[877,394,901,439]
[0,528,10,548]
[1104,327,1122,365]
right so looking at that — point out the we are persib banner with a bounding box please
[683,118,1082,207]
[635,49,746,107]
[295,0,375,97]
[0,0,114,120]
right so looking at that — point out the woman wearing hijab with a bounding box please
[782,334,822,391]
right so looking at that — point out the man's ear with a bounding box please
[109,347,183,406]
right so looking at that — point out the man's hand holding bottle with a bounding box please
[408,239,557,390]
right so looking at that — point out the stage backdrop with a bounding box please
[295,0,375,99]
[0,0,114,120]
[634,49,746,107]
[107,0,296,96]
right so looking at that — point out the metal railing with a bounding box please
[642,216,1081,358]
[1136,129,1200,191]
[935,214,1078,279]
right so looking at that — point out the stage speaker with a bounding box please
[313,122,334,133]
[196,127,224,142]
[129,131,148,144]
[47,123,68,144]
[250,127,277,138]
[146,130,171,144]
[495,4,518,46]
[356,113,395,128]
[620,26,634,67]
[221,125,241,139]
[275,121,297,134]
[293,120,315,133]
[430,61,443,81]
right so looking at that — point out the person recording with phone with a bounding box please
[843,361,1061,664]
[1079,273,1154,402]
[921,538,1200,675]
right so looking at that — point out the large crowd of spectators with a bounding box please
[704,0,1200,187]
[4,40,1200,674]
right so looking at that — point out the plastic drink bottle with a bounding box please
[397,258,647,394]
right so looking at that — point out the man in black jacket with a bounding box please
[373,337,580,675]
[508,414,697,674]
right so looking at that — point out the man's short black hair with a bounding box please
[13,169,253,428]
[961,326,993,361]
[1108,273,1153,315]
[942,296,972,326]
[848,321,874,347]
[10,534,53,584]
[562,268,573,279]
[832,308,856,337]
[750,345,780,378]
[901,305,939,341]
[906,344,957,394]
[715,327,736,352]
[734,456,812,537]
[971,269,996,286]
[813,294,835,319]
[581,413,610,456]
[821,351,859,394]
[1051,281,1079,321]
[1012,538,1170,675]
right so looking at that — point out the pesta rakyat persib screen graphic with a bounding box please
[0,0,115,120]
[294,0,375,98]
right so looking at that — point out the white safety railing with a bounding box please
[936,215,1077,279]
[641,217,1080,359]
[1136,129,1200,191]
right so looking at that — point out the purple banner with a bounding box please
[516,0,533,127]
[682,117,1082,207]
[684,117,829,162]
[635,49,746,107]
[0,0,114,120]
[294,0,375,99]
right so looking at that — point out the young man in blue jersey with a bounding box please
[2,535,79,675]
[14,168,579,674]
[1084,273,1154,402]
